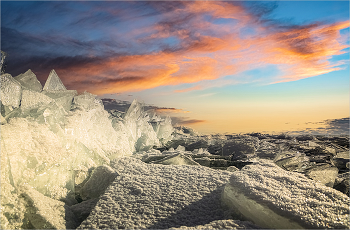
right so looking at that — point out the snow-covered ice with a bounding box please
[78,157,237,229]
[169,219,261,229]
[222,159,349,229]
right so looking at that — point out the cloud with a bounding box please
[289,117,349,135]
[171,117,207,126]
[2,1,349,94]
[149,107,189,114]
[100,99,190,115]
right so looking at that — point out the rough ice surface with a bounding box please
[43,69,67,91]
[42,89,77,112]
[305,164,339,187]
[19,184,78,229]
[20,89,54,111]
[1,50,6,73]
[78,157,236,229]
[222,159,349,229]
[151,153,201,166]
[1,69,175,229]
[79,165,119,200]
[0,73,22,108]
[14,69,42,92]
[1,118,75,201]
[169,219,261,229]
[70,198,99,224]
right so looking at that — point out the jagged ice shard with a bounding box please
[0,68,174,229]
[14,69,43,92]
[43,69,67,91]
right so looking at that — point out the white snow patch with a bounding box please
[223,159,349,229]
[78,157,246,229]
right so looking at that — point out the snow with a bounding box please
[78,157,236,229]
[169,219,261,229]
[79,165,118,200]
[19,184,78,229]
[223,159,349,229]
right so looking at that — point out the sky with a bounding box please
[1,1,349,135]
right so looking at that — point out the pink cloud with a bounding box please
[50,2,349,94]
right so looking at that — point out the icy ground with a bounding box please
[79,157,236,229]
[1,67,349,229]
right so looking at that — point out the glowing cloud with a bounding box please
[3,1,349,94]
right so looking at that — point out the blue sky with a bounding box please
[1,1,349,134]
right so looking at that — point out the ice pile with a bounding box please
[0,69,173,229]
[77,157,242,229]
[222,160,349,229]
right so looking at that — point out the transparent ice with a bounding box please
[0,69,174,229]
[14,69,42,92]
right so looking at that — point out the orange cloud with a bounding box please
[52,2,348,95]
[153,108,190,114]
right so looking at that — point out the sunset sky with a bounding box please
[1,1,349,134]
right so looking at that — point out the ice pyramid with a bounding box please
[43,69,67,91]
[14,69,42,92]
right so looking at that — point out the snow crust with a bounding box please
[78,157,237,229]
[169,219,261,229]
[224,159,349,229]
